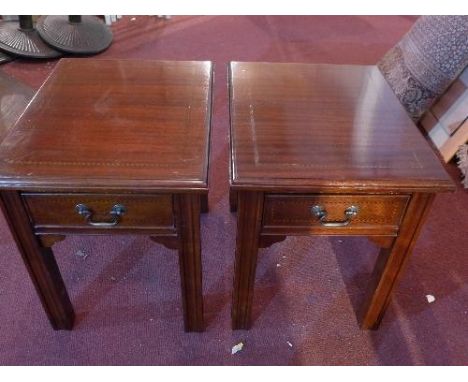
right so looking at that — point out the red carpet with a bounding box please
[0,16,467,365]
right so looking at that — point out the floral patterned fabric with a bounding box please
[378,16,468,121]
[457,144,468,188]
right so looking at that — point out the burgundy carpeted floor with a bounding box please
[0,16,467,366]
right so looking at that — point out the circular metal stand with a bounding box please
[36,15,113,55]
[0,16,62,59]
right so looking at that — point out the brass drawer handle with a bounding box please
[311,205,359,227]
[75,203,126,227]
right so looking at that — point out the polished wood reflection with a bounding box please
[0,59,212,192]
[230,62,453,193]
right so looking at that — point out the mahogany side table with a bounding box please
[229,62,455,330]
[0,59,213,332]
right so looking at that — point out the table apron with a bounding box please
[261,226,399,236]
[32,226,177,236]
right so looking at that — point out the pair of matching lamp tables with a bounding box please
[0,59,453,332]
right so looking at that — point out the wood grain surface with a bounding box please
[0,59,213,192]
[229,62,454,193]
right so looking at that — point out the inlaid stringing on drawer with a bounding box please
[262,194,410,235]
[22,193,175,230]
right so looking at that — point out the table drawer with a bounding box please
[22,193,174,230]
[262,194,410,235]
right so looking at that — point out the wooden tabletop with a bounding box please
[229,62,454,193]
[0,71,34,143]
[0,59,212,191]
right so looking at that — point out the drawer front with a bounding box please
[262,194,410,235]
[22,193,174,230]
